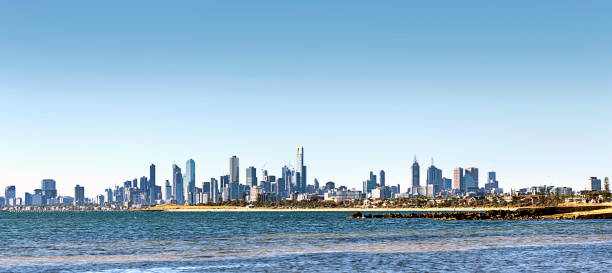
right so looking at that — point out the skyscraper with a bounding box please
[379,170,386,187]
[296,146,306,192]
[453,168,464,192]
[164,180,172,201]
[426,164,443,194]
[74,185,85,205]
[246,166,257,187]
[411,157,420,188]
[465,167,479,192]
[149,164,156,203]
[172,164,184,204]
[185,159,196,205]
[229,156,239,183]
[210,178,219,203]
[282,165,292,197]
[4,186,15,205]
[41,179,57,198]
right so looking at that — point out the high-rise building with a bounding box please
[139,176,148,194]
[210,178,219,203]
[185,159,196,205]
[24,192,32,206]
[453,168,464,192]
[296,146,306,192]
[164,180,172,201]
[442,178,452,191]
[465,167,479,192]
[4,186,16,205]
[426,164,443,194]
[485,171,499,190]
[246,166,257,187]
[172,164,185,204]
[149,164,156,203]
[363,171,378,194]
[587,177,602,191]
[379,170,386,187]
[74,185,85,205]
[230,156,239,184]
[41,179,57,198]
[105,188,113,204]
[412,157,420,188]
[282,165,292,197]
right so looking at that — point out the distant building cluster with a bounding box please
[1,147,609,209]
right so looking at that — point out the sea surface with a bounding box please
[0,211,611,272]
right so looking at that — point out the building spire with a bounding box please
[414,155,417,163]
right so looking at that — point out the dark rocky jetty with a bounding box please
[347,206,612,220]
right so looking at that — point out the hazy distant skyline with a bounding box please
[1,1,611,197]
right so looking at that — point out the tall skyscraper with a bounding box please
[105,188,113,204]
[379,170,386,187]
[465,167,479,192]
[282,165,292,196]
[229,156,239,183]
[411,157,420,188]
[74,185,85,205]
[426,164,443,193]
[296,146,306,192]
[246,166,257,187]
[164,180,172,201]
[210,178,219,203]
[4,186,15,205]
[172,164,184,204]
[41,179,57,198]
[453,168,464,192]
[149,164,156,203]
[185,159,196,205]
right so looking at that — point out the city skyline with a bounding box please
[1,1,611,197]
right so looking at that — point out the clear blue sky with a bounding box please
[1,1,611,198]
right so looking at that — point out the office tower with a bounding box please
[587,177,602,191]
[220,175,229,191]
[379,170,386,187]
[426,163,443,194]
[363,171,378,194]
[202,182,211,194]
[149,164,156,203]
[105,188,113,204]
[97,194,105,205]
[210,178,219,203]
[485,171,499,190]
[412,157,420,188]
[453,168,464,192]
[41,179,57,198]
[124,180,132,189]
[465,167,479,192]
[24,192,32,206]
[132,178,138,188]
[246,166,257,187]
[282,165,292,197]
[164,180,172,201]
[74,185,85,205]
[175,172,185,204]
[4,186,15,205]
[443,178,452,191]
[314,178,319,192]
[230,156,239,184]
[185,159,196,205]
[296,146,306,192]
[139,176,148,194]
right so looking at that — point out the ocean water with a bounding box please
[0,211,610,272]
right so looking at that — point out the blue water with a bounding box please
[0,211,610,272]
